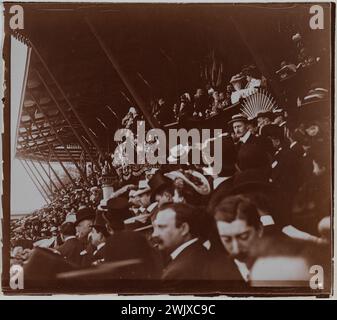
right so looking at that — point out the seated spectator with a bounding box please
[151,203,210,290]
[242,65,262,89]
[249,236,330,290]
[193,88,210,118]
[56,222,83,267]
[88,211,110,266]
[148,172,175,208]
[230,73,246,104]
[212,195,264,283]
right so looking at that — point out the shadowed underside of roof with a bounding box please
[11,3,329,163]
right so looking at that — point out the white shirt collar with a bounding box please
[239,130,251,144]
[147,202,158,213]
[234,259,250,282]
[274,147,282,155]
[213,176,232,189]
[96,242,106,251]
[93,242,106,256]
[170,238,199,260]
[64,236,76,241]
[290,141,297,149]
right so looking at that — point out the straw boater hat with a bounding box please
[227,113,249,126]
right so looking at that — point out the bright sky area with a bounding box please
[10,36,46,214]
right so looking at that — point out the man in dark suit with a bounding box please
[74,206,96,266]
[85,211,110,266]
[228,114,256,145]
[56,222,83,267]
[211,195,265,284]
[151,203,210,291]
[260,124,305,222]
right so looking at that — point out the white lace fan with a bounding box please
[241,89,277,120]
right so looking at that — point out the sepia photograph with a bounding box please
[0,1,334,297]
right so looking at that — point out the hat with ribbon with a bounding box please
[230,73,245,83]
[227,113,249,126]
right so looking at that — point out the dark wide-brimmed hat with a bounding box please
[260,124,284,140]
[60,222,76,236]
[256,110,275,120]
[148,172,173,202]
[230,168,274,195]
[102,197,130,231]
[75,207,95,226]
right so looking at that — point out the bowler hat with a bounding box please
[102,197,130,231]
[75,207,95,226]
[148,172,173,202]
[230,169,273,195]
[260,124,284,140]
[256,110,274,121]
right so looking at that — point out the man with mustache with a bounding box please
[151,203,209,291]
[213,195,264,283]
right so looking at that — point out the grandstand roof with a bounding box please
[11,3,331,163]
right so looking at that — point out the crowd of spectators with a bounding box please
[10,31,331,293]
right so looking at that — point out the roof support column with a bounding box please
[19,159,49,204]
[33,69,100,170]
[24,118,77,187]
[28,40,104,159]
[22,159,52,201]
[29,90,89,182]
[84,16,159,130]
